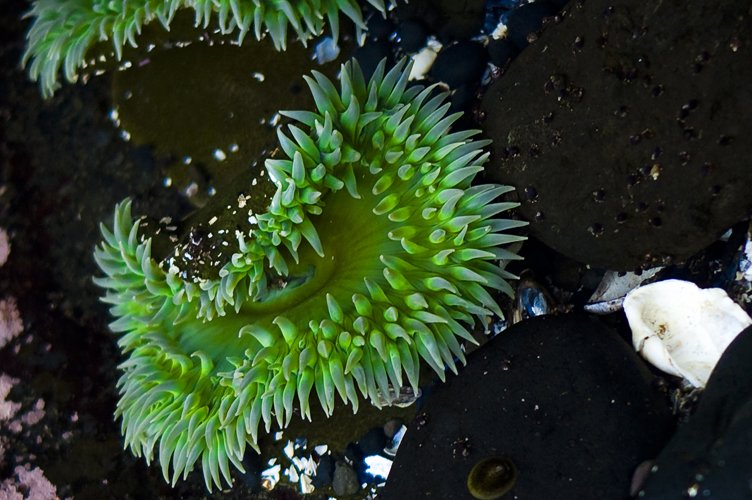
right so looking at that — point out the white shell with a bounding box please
[623,279,752,387]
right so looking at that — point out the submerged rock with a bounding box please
[639,326,752,498]
[481,0,752,270]
[384,315,674,499]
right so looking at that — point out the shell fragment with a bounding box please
[623,279,752,387]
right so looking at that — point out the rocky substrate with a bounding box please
[1,0,752,499]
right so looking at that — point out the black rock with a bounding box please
[311,454,335,488]
[481,0,752,270]
[353,40,394,81]
[383,315,675,499]
[639,326,752,498]
[344,441,364,463]
[450,84,476,115]
[487,38,520,68]
[430,41,488,89]
[365,12,394,41]
[239,452,262,490]
[395,0,485,42]
[505,1,560,50]
[358,427,388,457]
[396,20,429,53]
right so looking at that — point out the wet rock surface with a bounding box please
[2,0,751,498]
[384,315,675,499]
[481,0,752,270]
[639,325,752,498]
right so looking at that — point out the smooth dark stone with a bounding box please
[487,38,520,68]
[481,0,752,270]
[365,12,394,41]
[396,20,429,53]
[505,1,560,50]
[311,454,335,488]
[344,441,364,463]
[383,315,675,499]
[353,40,394,81]
[395,0,485,42]
[358,427,388,457]
[450,84,476,115]
[239,453,262,490]
[639,326,752,498]
[431,41,489,89]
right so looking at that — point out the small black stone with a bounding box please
[431,41,488,89]
[353,40,394,81]
[395,0,485,43]
[365,12,394,41]
[487,38,520,68]
[450,84,476,115]
[344,441,364,463]
[396,20,429,53]
[311,454,335,488]
[358,427,388,457]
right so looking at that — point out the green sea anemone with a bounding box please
[23,0,394,97]
[94,57,526,491]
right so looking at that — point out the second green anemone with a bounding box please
[23,0,394,97]
[94,58,526,491]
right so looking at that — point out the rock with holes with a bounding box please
[481,0,752,270]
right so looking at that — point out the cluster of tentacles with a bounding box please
[94,58,526,490]
[23,0,394,97]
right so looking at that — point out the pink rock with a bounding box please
[0,298,22,349]
[0,229,9,267]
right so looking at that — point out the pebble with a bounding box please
[395,0,486,42]
[430,41,488,88]
[353,40,394,80]
[383,315,675,498]
[396,20,429,53]
[358,427,388,457]
[487,38,519,68]
[311,454,334,488]
[365,12,394,41]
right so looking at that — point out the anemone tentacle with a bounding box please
[94,58,527,491]
[23,0,395,97]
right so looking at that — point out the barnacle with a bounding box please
[94,58,526,490]
[23,0,394,97]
